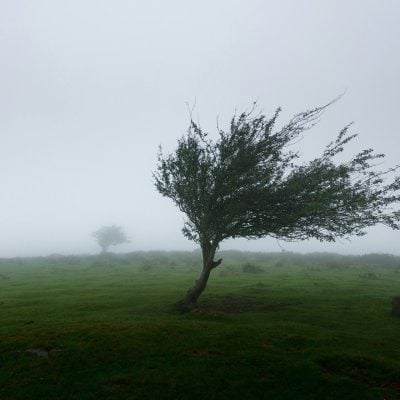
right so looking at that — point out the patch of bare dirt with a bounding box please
[194,295,302,314]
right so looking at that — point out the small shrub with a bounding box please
[391,296,400,317]
[242,263,264,274]
[274,260,286,268]
[326,261,345,269]
[140,263,153,271]
[118,258,131,265]
[359,272,379,280]
[91,260,113,268]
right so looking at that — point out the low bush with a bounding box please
[391,296,400,317]
[242,263,264,274]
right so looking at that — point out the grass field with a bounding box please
[1,251,400,399]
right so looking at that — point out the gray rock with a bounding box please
[25,348,50,359]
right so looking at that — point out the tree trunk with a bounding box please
[178,243,222,310]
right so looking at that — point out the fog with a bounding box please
[1,0,399,257]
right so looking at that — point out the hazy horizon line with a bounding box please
[1,249,399,260]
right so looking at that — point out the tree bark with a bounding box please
[100,244,108,254]
[178,243,222,310]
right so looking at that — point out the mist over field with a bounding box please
[1,4,400,397]
[1,0,399,257]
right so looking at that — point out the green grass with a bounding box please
[1,252,400,399]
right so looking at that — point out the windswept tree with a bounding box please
[154,101,400,308]
[92,225,129,254]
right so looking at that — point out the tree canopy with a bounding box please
[92,225,129,253]
[154,101,400,307]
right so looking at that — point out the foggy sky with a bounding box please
[1,0,399,257]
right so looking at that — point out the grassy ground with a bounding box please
[0,251,400,399]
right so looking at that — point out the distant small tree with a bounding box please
[92,225,129,253]
[154,101,400,308]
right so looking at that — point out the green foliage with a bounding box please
[154,101,400,247]
[92,225,129,253]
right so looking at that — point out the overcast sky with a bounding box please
[0,0,399,257]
